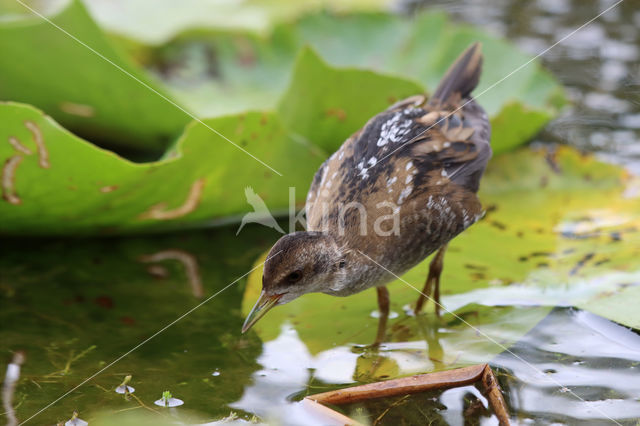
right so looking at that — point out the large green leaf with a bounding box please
[0,0,189,151]
[242,147,640,350]
[82,0,392,44]
[278,48,424,152]
[0,49,426,235]
[152,10,566,154]
[0,1,568,236]
[0,102,321,235]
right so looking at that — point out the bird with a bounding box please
[242,43,491,346]
[236,187,285,235]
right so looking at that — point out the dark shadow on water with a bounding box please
[0,224,280,423]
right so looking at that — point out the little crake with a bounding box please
[243,43,491,344]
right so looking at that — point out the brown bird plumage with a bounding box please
[243,43,491,338]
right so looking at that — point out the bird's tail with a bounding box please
[429,42,483,106]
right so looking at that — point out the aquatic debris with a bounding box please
[115,375,135,394]
[154,390,184,407]
[301,398,362,425]
[2,351,25,426]
[218,412,238,422]
[65,411,88,426]
[307,364,510,426]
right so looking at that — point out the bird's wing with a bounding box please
[305,158,328,225]
[305,43,491,233]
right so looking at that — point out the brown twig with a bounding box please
[307,364,511,425]
[481,365,510,426]
[309,364,485,405]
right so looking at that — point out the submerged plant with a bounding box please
[64,411,88,426]
[114,375,135,395]
[154,390,184,407]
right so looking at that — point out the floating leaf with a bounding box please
[278,48,424,152]
[0,51,431,235]
[83,0,392,45]
[0,102,322,235]
[0,0,189,151]
[242,147,640,350]
[153,10,566,154]
[0,1,569,235]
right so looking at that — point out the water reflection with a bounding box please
[230,325,336,426]
[233,308,640,424]
[497,309,640,422]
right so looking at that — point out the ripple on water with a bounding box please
[229,308,640,424]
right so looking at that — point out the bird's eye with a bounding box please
[287,270,303,283]
[338,260,346,269]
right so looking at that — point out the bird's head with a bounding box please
[242,231,346,333]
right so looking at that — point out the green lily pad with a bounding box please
[1,1,565,158]
[242,147,640,351]
[0,101,321,235]
[83,0,392,45]
[580,284,640,329]
[0,48,440,235]
[278,48,424,152]
[151,10,566,153]
[0,2,570,238]
[0,0,189,151]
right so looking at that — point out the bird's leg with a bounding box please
[415,314,445,369]
[373,286,390,347]
[415,244,448,316]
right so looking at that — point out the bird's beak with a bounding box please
[242,292,282,333]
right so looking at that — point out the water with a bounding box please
[2,0,640,424]
[408,0,640,174]
[2,230,640,425]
